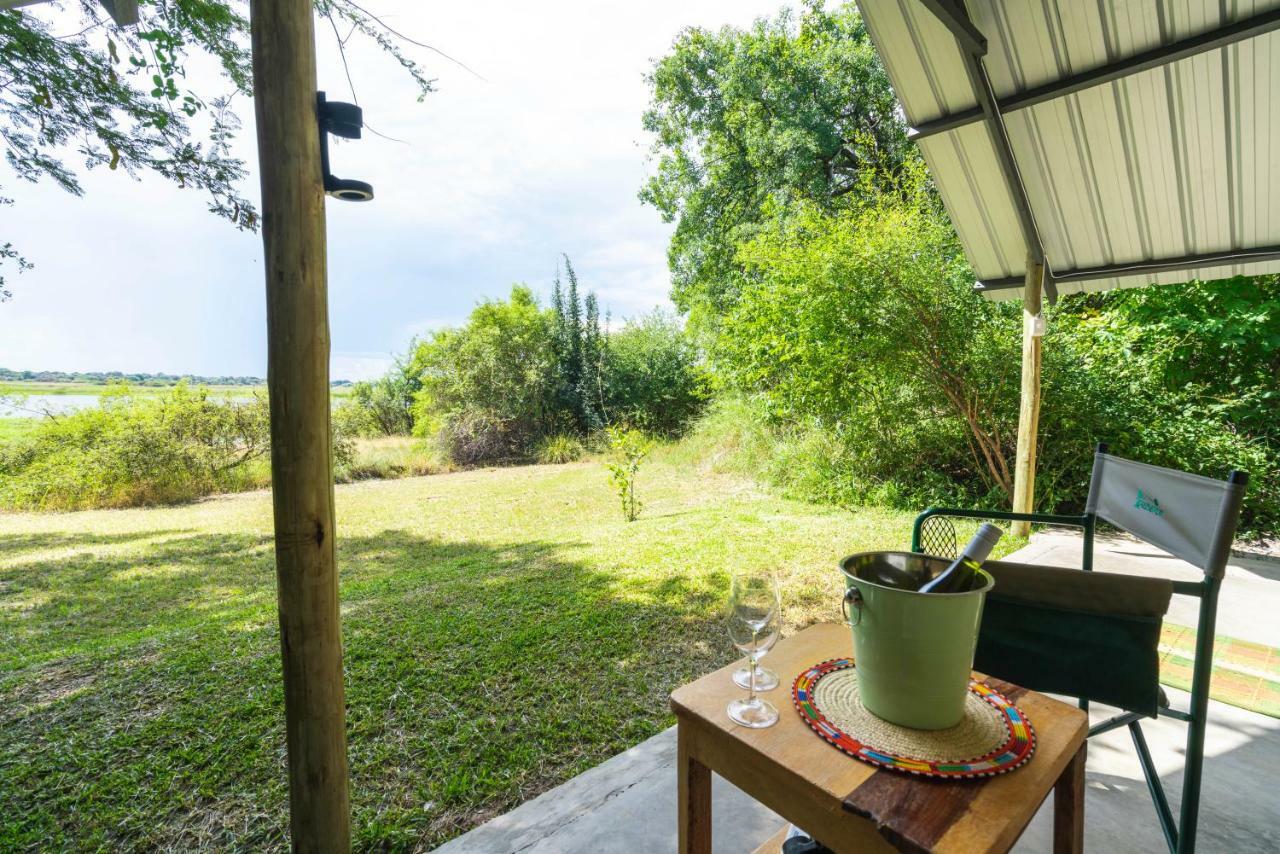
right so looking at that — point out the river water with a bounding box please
[0,393,264,419]
[0,394,105,418]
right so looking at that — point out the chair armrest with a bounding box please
[912,507,1095,568]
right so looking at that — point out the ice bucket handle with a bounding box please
[842,586,863,626]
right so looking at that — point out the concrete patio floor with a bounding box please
[435,534,1280,853]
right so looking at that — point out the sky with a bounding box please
[0,1,788,381]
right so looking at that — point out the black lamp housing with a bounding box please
[317,91,374,202]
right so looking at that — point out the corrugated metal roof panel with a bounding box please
[860,0,1280,299]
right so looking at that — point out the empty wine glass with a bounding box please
[726,569,781,728]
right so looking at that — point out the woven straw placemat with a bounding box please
[793,658,1036,779]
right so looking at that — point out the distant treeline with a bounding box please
[0,368,353,387]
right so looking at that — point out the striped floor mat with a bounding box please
[1159,624,1280,718]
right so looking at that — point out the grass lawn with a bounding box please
[0,452,920,850]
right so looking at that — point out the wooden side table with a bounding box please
[671,623,1087,854]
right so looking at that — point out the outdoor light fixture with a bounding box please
[317,91,374,202]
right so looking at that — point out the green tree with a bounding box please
[346,346,424,436]
[412,285,558,462]
[723,165,1022,499]
[640,1,908,318]
[579,291,606,429]
[548,255,606,433]
[605,310,708,436]
[0,1,436,299]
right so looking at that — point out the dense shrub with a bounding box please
[433,408,530,467]
[332,398,378,439]
[0,384,272,510]
[1034,285,1280,531]
[720,167,1020,503]
[604,310,708,435]
[345,352,423,436]
[707,170,1278,535]
[410,281,707,467]
[412,285,559,462]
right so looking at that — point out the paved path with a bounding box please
[435,532,1280,853]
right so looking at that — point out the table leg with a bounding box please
[678,723,712,854]
[1053,741,1086,854]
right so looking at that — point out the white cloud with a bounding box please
[0,0,786,375]
[331,352,395,382]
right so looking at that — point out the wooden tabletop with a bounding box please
[670,623,1088,854]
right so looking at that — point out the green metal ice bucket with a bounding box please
[839,551,994,730]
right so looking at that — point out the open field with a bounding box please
[0,453,920,849]
[0,381,353,397]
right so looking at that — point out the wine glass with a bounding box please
[732,657,779,692]
[732,568,779,691]
[726,569,781,728]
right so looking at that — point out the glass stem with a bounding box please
[748,627,758,703]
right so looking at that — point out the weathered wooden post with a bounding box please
[249,0,351,849]
[1011,255,1045,537]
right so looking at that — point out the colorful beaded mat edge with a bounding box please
[792,658,1036,779]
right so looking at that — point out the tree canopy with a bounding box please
[640,0,909,318]
[0,0,435,299]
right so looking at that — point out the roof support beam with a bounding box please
[975,244,1280,292]
[917,0,987,56]
[950,15,1057,303]
[911,8,1280,141]
[249,0,352,847]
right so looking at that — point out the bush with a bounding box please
[346,351,423,436]
[332,398,377,438]
[411,284,708,468]
[604,310,708,435]
[413,286,559,464]
[604,427,655,522]
[702,169,1279,535]
[434,408,529,467]
[719,166,1022,506]
[0,384,272,511]
[536,434,585,464]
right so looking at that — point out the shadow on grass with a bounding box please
[0,529,195,555]
[0,528,731,851]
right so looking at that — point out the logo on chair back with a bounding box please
[1134,489,1164,517]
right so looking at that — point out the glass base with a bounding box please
[727,696,779,728]
[732,664,779,692]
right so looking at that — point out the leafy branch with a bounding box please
[0,0,450,300]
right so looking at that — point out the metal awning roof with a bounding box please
[860,1,1280,300]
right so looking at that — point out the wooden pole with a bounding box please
[1011,255,1045,538]
[249,0,351,849]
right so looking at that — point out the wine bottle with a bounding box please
[918,523,1003,593]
